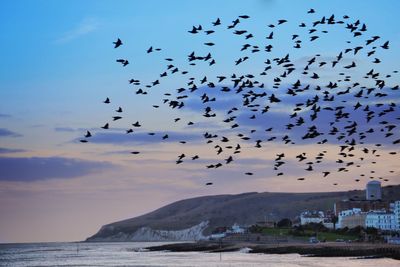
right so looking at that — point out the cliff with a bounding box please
[86,185,400,242]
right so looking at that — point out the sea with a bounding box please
[0,242,398,267]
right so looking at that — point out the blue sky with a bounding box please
[0,0,399,243]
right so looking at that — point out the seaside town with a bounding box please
[209,181,400,245]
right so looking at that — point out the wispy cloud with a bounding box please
[0,114,11,118]
[0,156,115,181]
[0,148,26,154]
[0,128,22,137]
[55,17,99,44]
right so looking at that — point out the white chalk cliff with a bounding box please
[88,221,209,242]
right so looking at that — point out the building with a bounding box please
[365,210,396,231]
[337,208,367,229]
[364,201,400,231]
[209,224,246,240]
[334,181,388,216]
[226,223,245,234]
[395,201,400,229]
[300,211,324,225]
[334,200,389,216]
[387,237,400,245]
[322,222,334,229]
[366,181,382,200]
[299,211,334,229]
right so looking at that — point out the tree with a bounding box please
[277,218,292,228]
[332,215,338,230]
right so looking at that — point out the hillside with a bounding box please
[86,185,400,242]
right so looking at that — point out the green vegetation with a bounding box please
[250,223,360,242]
[262,227,291,236]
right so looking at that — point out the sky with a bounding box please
[0,0,399,243]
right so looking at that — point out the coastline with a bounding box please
[146,241,400,260]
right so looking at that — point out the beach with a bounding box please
[1,242,400,266]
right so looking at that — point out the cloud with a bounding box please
[0,148,26,154]
[0,128,22,137]
[0,157,115,182]
[0,114,11,118]
[55,17,99,44]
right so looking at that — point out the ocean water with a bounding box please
[0,242,398,267]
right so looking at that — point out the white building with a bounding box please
[226,223,245,234]
[337,208,363,229]
[299,211,334,229]
[364,201,400,231]
[395,201,400,230]
[300,211,324,225]
[365,210,397,231]
[366,180,382,200]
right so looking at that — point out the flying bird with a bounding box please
[113,38,122,48]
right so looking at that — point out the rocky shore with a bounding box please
[146,241,400,260]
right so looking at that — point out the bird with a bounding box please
[381,41,389,49]
[322,172,330,177]
[116,59,129,66]
[113,38,122,48]
[278,19,287,25]
[212,18,221,26]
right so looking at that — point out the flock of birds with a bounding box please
[80,9,399,187]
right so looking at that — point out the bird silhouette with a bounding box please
[113,38,122,48]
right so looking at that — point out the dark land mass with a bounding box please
[87,185,400,241]
[146,241,400,260]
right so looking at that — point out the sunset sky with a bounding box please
[0,0,399,243]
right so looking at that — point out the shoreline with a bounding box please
[145,241,400,260]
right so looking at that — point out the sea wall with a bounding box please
[146,241,400,260]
